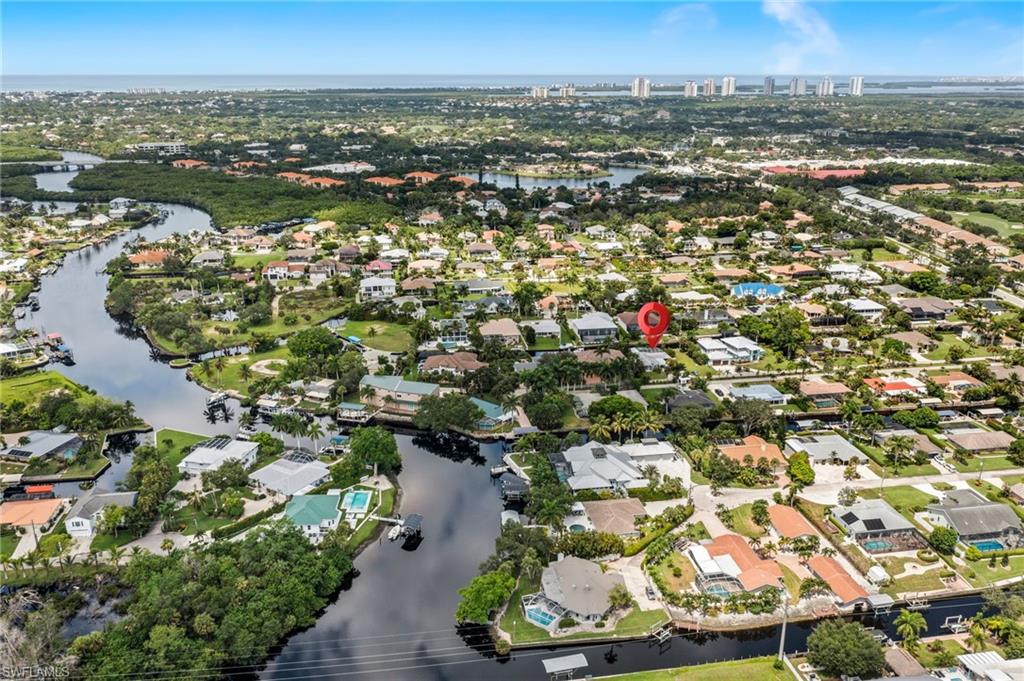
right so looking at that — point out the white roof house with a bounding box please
[178,438,258,476]
[557,442,646,492]
[250,457,330,496]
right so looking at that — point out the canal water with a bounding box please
[3,154,996,680]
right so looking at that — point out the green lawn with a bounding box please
[651,554,698,595]
[850,247,902,262]
[913,638,967,669]
[779,564,802,604]
[0,528,21,561]
[339,320,413,352]
[0,461,26,474]
[952,211,1020,237]
[923,334,990,361]
[859,485,938,520]
[528,337,561,351]
[639,387,677,407]
[231,250,286,269]
[596,656,791,681]
[347,487,396,549]
[0,370,85,406]
[749,349,799,372]
[962,554,1024,588]
[499,573,547,643]
[853,441,938,477]
[728,504,767,539]
[90,531,136,553]
[952,455,1018,473]
[191,345,291,395]
[674,352,714,377]
[155,428,211,482]
[882,569,947,597]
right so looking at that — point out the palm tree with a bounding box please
[589,415,612,443]
[108,546,126,567]
[307,421,324,454]
[239,363,252,385]
[884,435,916,473]
[895,610,927,650]
[968,621,988,652]
[610,413,629,443]
[189,488,205,511]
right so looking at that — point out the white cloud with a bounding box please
[653,3,716,36]
[762,0,840,73]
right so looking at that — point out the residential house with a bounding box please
[717,436,786,466]
[806,555,870,608]
[553,441,646,493]
[3,430,84,461]
[178,438,258,476]
[697,336,764,366]
[897,297,955,322]
[767,504,816,540]
[729,384,788,405]
[469,398,514,431]
[358,375,439,414]
[842,298,887,323]
[926,489,1021,549]
[359,276,397,301]
[579,498,647,538]
[785,433,863,464]
[65,491,138,538]
[947,430,1016,453]
[798,379,851,408]
[421,351,487,376]
[569,312,620,345]
[285,494,343,543]
[525,556,626,627]
[731,282,785,300]
[434,318,470,346]
[832,499,920,545]
[478,318,523,346]
[687,534,783,594]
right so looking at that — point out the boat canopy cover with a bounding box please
[542,654,588,675]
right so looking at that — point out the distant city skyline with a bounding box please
[2,2,1022,77]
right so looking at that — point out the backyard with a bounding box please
[0,370,85,406]
[596,656,792,681]
[338,320,413,352]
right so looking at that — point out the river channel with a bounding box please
[3,154,995,680]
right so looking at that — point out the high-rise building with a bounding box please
[788,77,807,96]
[631,77,651,98]
[816,76,834,96]
[721,76,736,96]
[529,86,549,99]
[558,84,576,97]
[703,78,716,96]
[763,76,775,96]
[849,76,864,97]
[683,80,698,97]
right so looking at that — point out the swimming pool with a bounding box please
[863,539,893,552]
[526,608,556,627]
[973,540,1004,552]
[342,490,372,514]
[705,584,731,596]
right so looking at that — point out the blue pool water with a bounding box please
[706,584,731,596]
[526,608,556,627]
[863,539,893,552]
[973,540,1004,552]
[342,490,372,513]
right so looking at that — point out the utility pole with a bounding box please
[777,579,790,661]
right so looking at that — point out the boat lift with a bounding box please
[651,625,673,644]
[942,615,967,634]
[906,595,931,611]
[372,513,424,541]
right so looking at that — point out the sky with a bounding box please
[2,1,1022,77]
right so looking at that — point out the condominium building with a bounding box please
[849,76,864,96]
[816,77,834,96]
[530,86,549,99]
[763,76,775,96]
[788,77,806,96]
[721,76,736,96]
[703,78,716,96]
[631,77,651,98]
[683,80,698,97]
[558,84,576,97]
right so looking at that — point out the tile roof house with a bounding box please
[947,430,1015,453]
[786,433,863,464]
[767,505,816,539]
[0,498,63,529]
[687,534,783,593]
[569,312,620,345]
[806,555,869,607]
[717,436,786,465]
[421,351,487,375]
[798,379,851,407]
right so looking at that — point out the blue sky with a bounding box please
[3,1,1022,76]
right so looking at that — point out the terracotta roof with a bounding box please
[404,171,440,182]
[574,348,624,364]
[128,250,169,266]
[798,380,851,397]
[705,534,783,592]
[172,159,207,169]
[581,498,647,536]
[422,351,487,373]
[806,555,868,605]
[448,175,477,187]
[0,498,62,527]
[930,371,983,387]
[718,436,785,464]
[767,504,815,539]
[366,176,404,187]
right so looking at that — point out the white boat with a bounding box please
[387,525,402,541]
[206,391,228,407]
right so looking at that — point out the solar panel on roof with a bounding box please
[863,518,885,531]
[841,512,858,525]
[200,437,232,450]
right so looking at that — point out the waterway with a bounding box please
[472,165,647,190]
[2,155,998,680]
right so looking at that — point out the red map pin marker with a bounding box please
[638,301,670,349]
